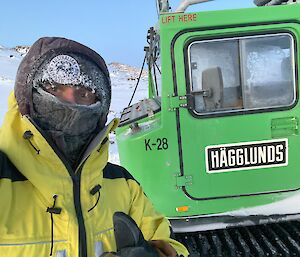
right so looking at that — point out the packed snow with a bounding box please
[0,46,148,164]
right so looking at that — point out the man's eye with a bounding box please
[78,89,95,99]
[79,92,88,98]
[45,85,57,92]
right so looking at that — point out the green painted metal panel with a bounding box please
[116,4,300,218]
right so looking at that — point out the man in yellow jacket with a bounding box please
[0,37,188,257]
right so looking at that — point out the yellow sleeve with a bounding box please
[127,180,189,257]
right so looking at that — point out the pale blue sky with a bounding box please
[0,0,255,66]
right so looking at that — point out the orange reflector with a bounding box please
[176,206,189,212]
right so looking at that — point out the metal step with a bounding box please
[175,220,300,257]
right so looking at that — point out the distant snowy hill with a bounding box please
[13,46,31,55]
[0,46,23,83]
[0,45,148,164]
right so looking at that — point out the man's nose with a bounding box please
[62,87,76,103]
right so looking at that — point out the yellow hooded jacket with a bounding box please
[0,93,189,257]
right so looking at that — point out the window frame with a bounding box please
[185,32,298,118]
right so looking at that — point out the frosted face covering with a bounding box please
[31,53,111,125]
[30,53,111,166]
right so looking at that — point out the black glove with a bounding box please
[112,212,159,257]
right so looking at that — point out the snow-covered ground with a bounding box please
[0,46,148,164]
[0,46,23,121]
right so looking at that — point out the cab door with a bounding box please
[174,30,299,201]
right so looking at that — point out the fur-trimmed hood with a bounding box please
[14,37,111,116]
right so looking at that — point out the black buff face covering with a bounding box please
[28,52,111,169]
[32,89,104,168]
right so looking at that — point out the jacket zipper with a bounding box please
[49,153,87,257]
[72,169,87,257]
[25,116,88,257]
[50,151,87,257]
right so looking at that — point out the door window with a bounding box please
[188,34,296,115]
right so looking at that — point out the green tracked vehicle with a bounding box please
[116,0,300,256]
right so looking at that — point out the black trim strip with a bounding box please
[0,151,27,182]
[182,185,300,201]
[103,163,139,184]
[170,21,300,201]
[176,109,184,177]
